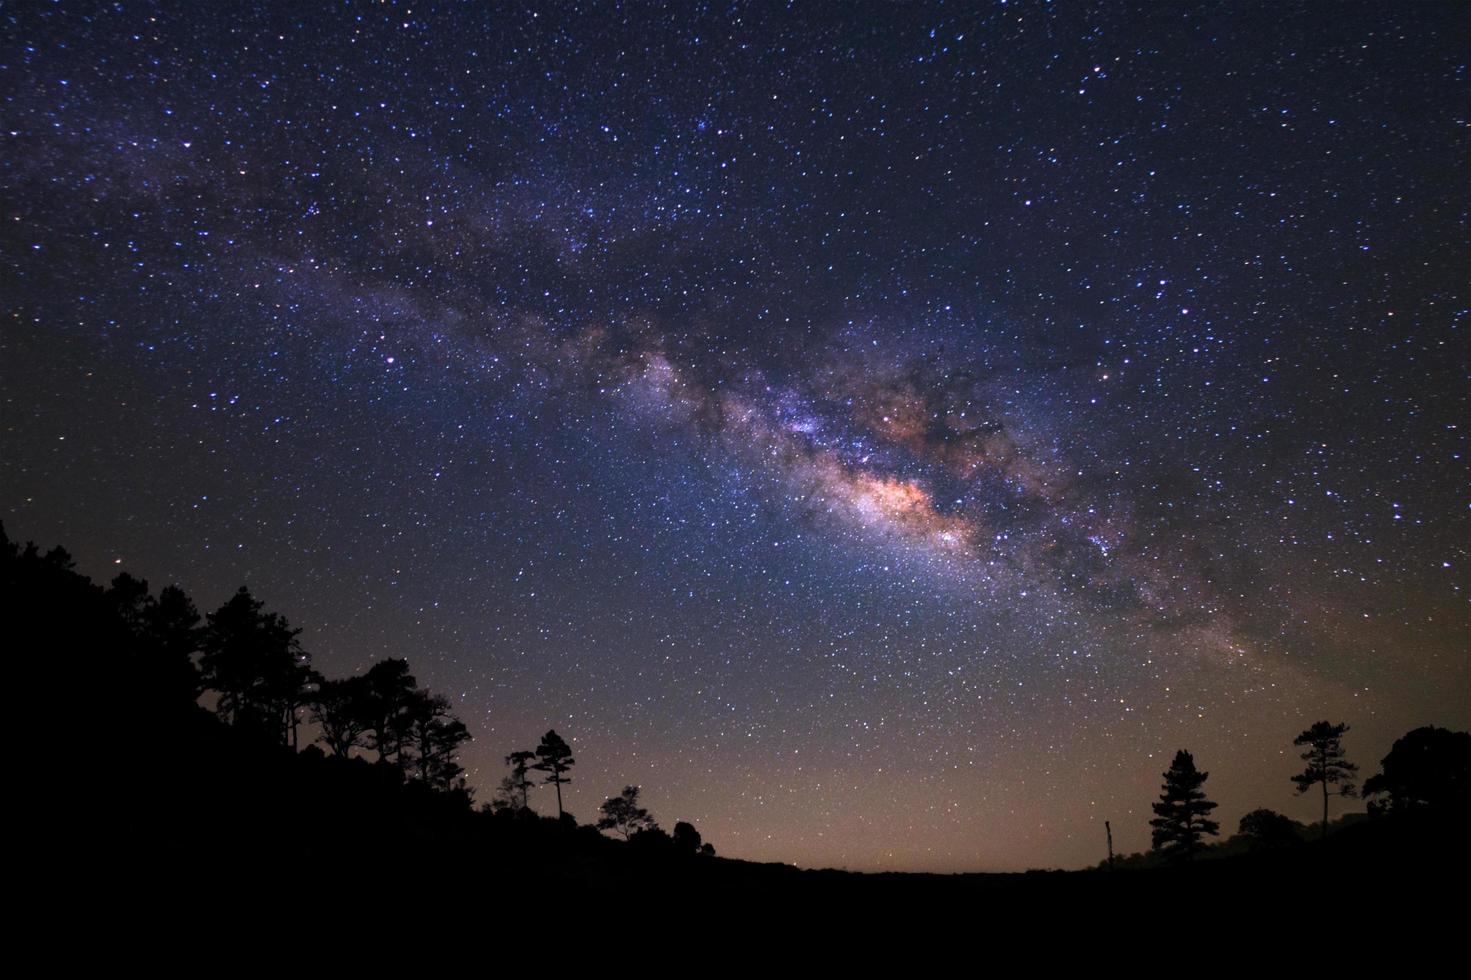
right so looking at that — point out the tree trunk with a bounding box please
[1320,744,1329,839]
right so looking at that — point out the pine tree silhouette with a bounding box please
[597,785,655,840]
[505,750,537,810]
[1149,749,1220,862]
[1291,721,1358,838]
[532,729,575,819]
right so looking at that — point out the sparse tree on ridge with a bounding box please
[672,821,702,854]
[106,573,202,703]
[1291,721,1358,838]
[1149,749,1220,861]
[597,785,656,840]
[1363,726,1471,815]
[402,690,472,790]
[1238,808,1301,849]
[505,750,537,810]
[359,658,418,767]
[532,729,575,819]
[489,776,523,813]
[281,661,320,750]
[150,584,204,701]
[106,572,155,637]
[200,586,311,745]
[310,675,372,757]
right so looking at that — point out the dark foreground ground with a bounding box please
[12,526,1462,951]
[23,705,1458,962]
[74,705,1468,908]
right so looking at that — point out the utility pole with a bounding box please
[1105,820,1115,869]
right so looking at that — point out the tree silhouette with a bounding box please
[282,660,320,750]
[359,658,418,766]
[1,520,508,893]
[150,584,204,701]
[1238,808,1301,849]
[402,690,472,790]
[531,729,575,819]
[597,785,656,840]
[1291,721,1358,838]
[106,572,202,704]
[1363,726,1471,816]
[489,776,524,813]
[200,586,311,745]
[310,675,372,757]
[106,572,154,637]
[1149,749,1220,861]
[672,820,702,854]
[505,750,537,810]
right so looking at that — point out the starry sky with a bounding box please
[2,1,1467,871]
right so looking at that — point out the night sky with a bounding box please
[2,1,1467,872]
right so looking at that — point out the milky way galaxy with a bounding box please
[2,1,1467,871]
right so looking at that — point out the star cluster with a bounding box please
[1,1,1466,871]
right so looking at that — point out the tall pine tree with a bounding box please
[1291,721,1357,838]
[1150,749,1220,861]
[505,750,537,810]
[532,729,575,820]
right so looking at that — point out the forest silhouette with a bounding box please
[7,521,1467,910]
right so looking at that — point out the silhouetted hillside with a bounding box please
[8,521,1468,929]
